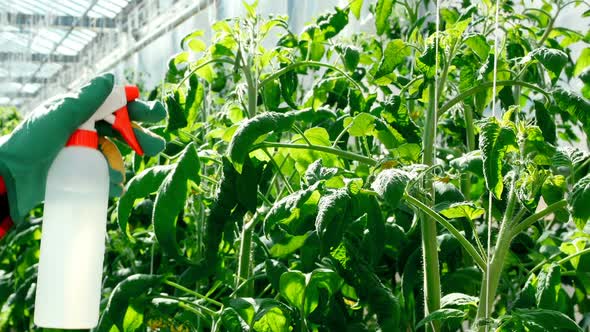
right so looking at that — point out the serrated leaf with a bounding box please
[464,34,490,61]
[509,308,582,332]
[375,0,395,35]
[153,143,200,261]
[439,202,485,221]
[375,39,411,79]
[523,47,568,76]
[343,112,376,136]
[315,189,351,251]
[568,173,590,228]
[440,293,478,309]
[416,308,465,328]
[536,264,561,310]
[478,117,518,198]
[553,88,590,133]
[371,169,410,209]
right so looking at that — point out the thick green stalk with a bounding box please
[510,200,567,237]
[475,179,518,330]
[236,213,255,297]
[421,83,441,332]
[243,55,258,118]
[404,194,486,270]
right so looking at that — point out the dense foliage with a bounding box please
[1,0,590,331]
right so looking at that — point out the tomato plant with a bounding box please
[1,0,590,331]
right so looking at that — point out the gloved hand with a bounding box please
[0,73,167,223]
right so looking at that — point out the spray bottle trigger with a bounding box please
[112,106,144,156]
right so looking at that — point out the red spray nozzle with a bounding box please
[113,106,144,156]
[125,85,140,102]
[108,85,143,156]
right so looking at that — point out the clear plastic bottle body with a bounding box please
[34,146,109,329]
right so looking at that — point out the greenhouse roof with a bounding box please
[0,0,132,107]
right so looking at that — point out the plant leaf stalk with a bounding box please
[476,176,518,331]
[421,82,441,332]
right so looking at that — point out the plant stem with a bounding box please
[176,57,235,89]
[404,194,486,270]
[253,142,377,166]
[164,280,223,307]
[420,82,441,332]
[259,60,365,92]
[438,80,551,118]
[243,55,258,118]
[509,200,567,237]
[475,179,517,331]
[236,212,255,297]
[461,104,476,198]
[529,247,590,276]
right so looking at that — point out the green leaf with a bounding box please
[464,34,490,61]
[97,274,163,332]
[303,269,343,315]
[185,75,204,126]
[228,111,296,173]
[534,100,556,145]
[509,309,583,332]
[523,47,568,77]
[344,112,376,136]
[350,0,363,19]
[117,165,172,240]
[317,7,349,39]
[279,271,306,310]
[269,232,310,258]
[243,0,258,18]
[165,92,188,131]
[122,305,143,332]
[304,159,338,186]
[440,293,478,309]
[375,39,410,79]
[264,182,320,234]
[338,45,360,71]
[553,88,590,133]
[478,117,518,198]
[375,0,395,35]
[315,189,351,251]
[371,169,410,209]
[568,173,590,228]
[416,308,465,329]
[279,63,299,109]
[574,47,590,76]
[153,143,200,261]
[536,264,561,310]
[262,79,281,111]
[439,202,485,221]
[221,307,251,332]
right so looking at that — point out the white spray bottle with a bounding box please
[34,85,144,329]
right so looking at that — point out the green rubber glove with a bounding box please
[0,73,167,223]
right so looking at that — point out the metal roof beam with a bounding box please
[0,76,52,84]
[2,12,117,29]
[1,91,36,98]
[0,52,78,63]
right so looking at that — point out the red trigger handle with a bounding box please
[112,85,144,156]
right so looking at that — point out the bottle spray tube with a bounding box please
[34,86,143,329]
